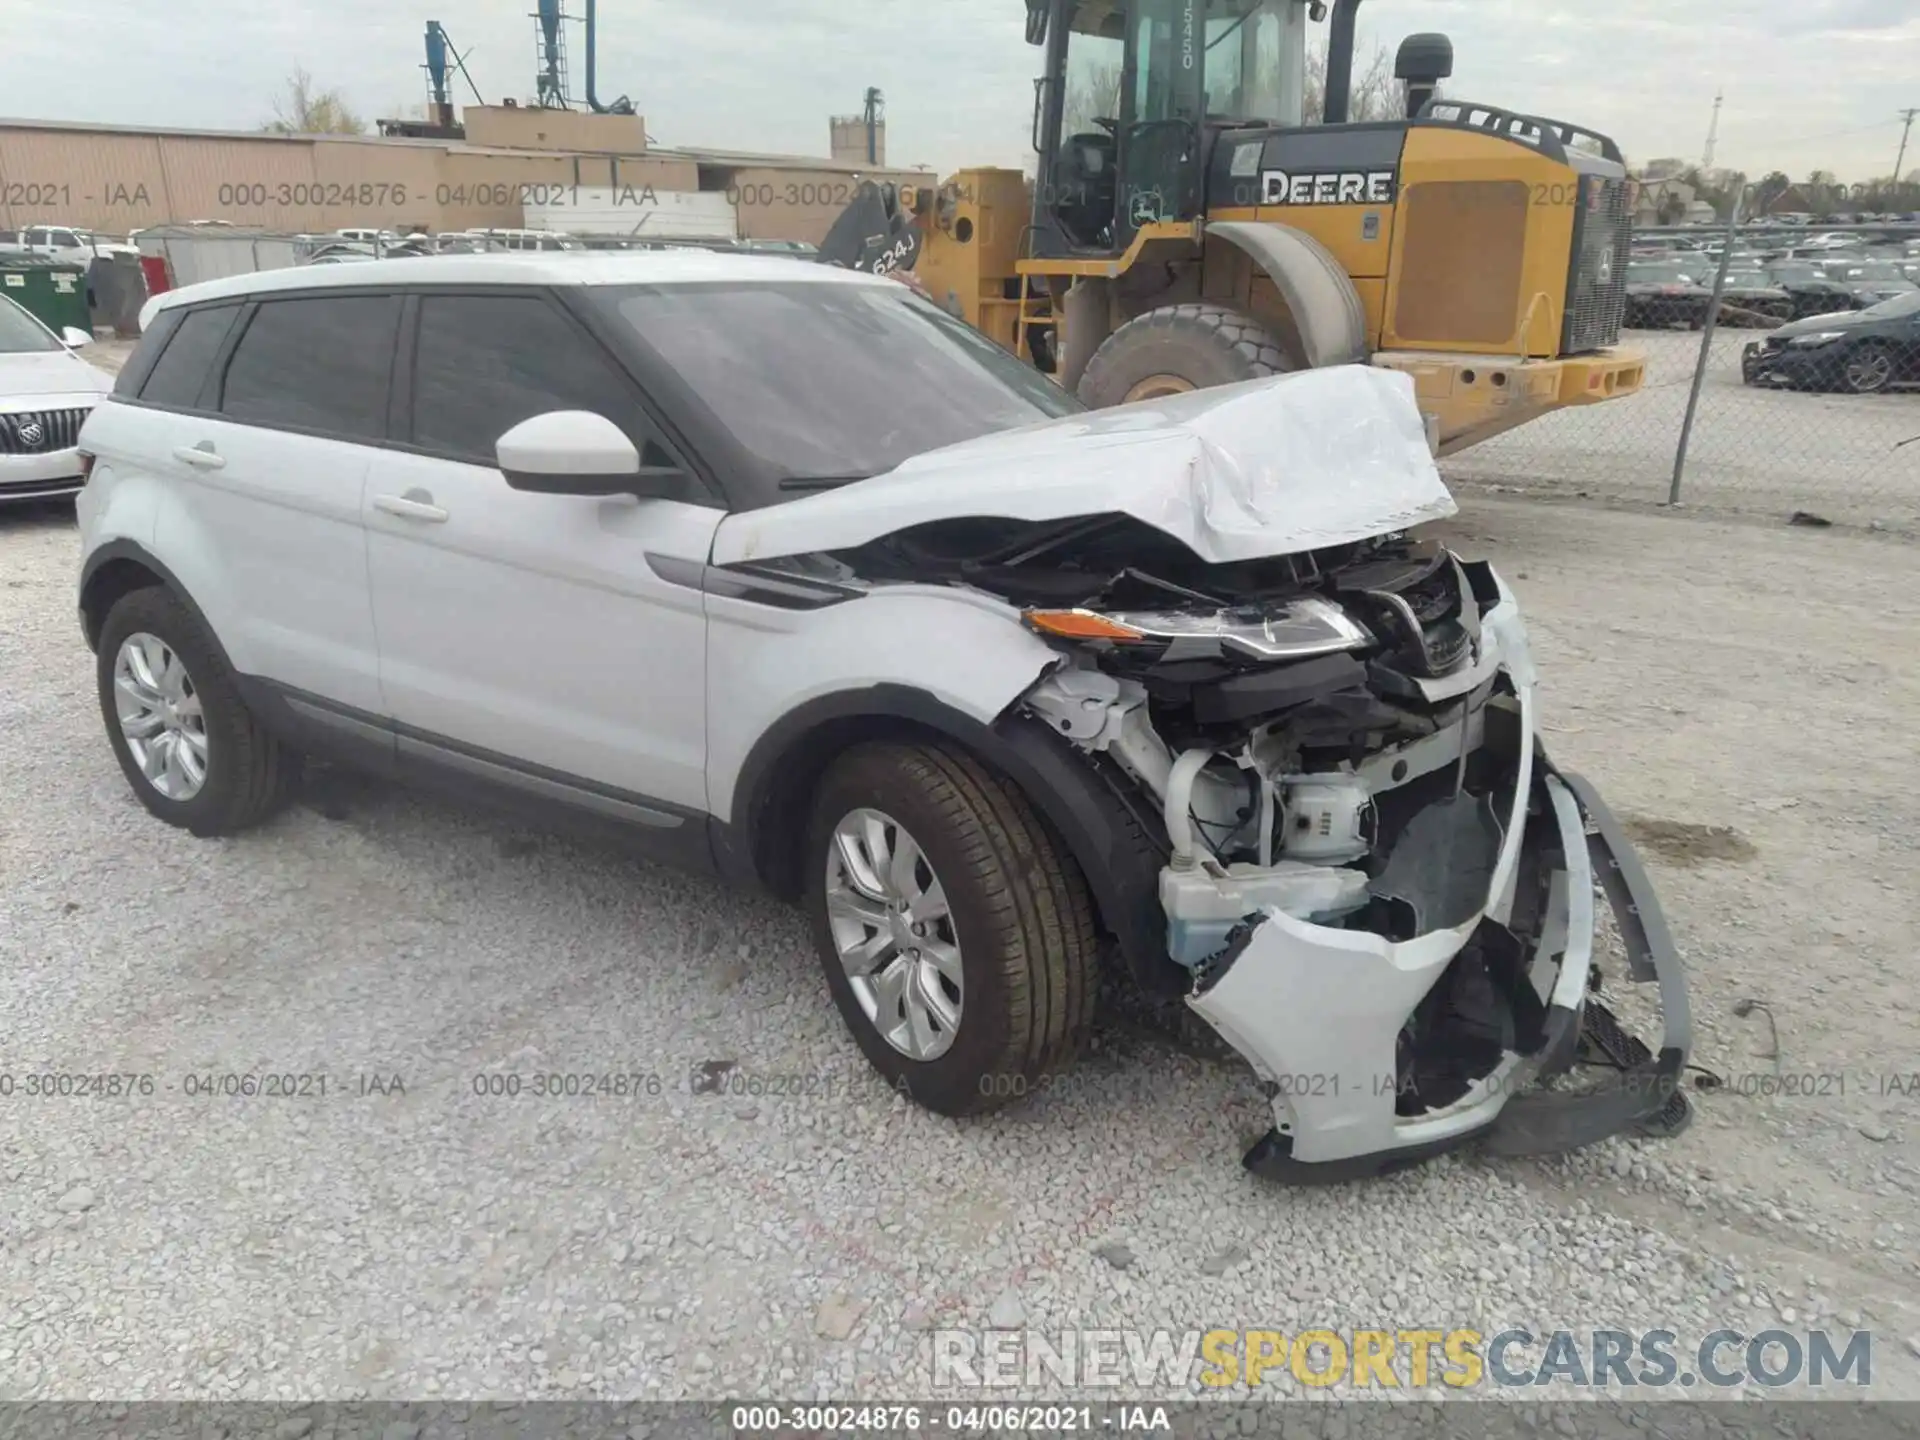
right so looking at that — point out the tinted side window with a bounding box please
[220,295,401,440]
[410,294,655,464]
[138,305,238,409]
[114,307,183,398]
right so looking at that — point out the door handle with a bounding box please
[372,490,450,523]
[171,442,225,470]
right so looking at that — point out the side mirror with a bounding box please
[61,326,93,348]
[496,411,685,499]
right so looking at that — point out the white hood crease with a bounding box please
[711,365,1456,568]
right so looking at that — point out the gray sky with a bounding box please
[5,0,1918,184]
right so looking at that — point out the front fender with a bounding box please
[704,583,1057,823]
[1205,220,1370,369]
[710,584,1184,993]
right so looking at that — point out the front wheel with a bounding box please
[1075,303,1291,408]
[1842,342,1896,395]
[804,742,1098,1116]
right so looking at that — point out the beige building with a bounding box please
[0,107,929,245]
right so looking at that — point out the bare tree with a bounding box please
[1301,40,1401,125]
[1062,61,1125,141]
[262,69,366,136]
[1754,170,1793,214]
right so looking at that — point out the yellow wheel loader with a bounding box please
[819,0,1645,455]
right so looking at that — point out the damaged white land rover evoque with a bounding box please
[76,254,1690,1181]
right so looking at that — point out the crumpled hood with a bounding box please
[710,364,1455,567]
[0,349,114,404]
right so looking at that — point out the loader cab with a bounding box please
[1030,0,1308,256]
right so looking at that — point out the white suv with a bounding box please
[75,253,1690,1181]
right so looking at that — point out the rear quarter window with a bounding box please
[132,305,240,409]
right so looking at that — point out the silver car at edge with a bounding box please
[0,294,113,504]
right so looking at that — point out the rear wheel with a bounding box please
[1076,303,1292,408]
[803,742,1098,1116]
[1842,342,1896,395]
[96,587,296,836]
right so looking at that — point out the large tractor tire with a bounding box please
[1075,302,1293,408]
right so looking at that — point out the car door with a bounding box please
[148,291,399,716]
[363,287,719,818]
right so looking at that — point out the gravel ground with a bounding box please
[2,492,1918,1409]
[1445,328,1920,536]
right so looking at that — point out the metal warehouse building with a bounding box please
[0,107,929,245]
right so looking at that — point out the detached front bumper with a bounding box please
[1188,753,1689,1183]
[1743,341,1837,388]
[1166,579,1691,1183]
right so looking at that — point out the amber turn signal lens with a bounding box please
[1022,609,1145,641]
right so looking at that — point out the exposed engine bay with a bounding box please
[819,512,1695,1181]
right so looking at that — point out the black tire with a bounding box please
[1075,302,1291,408]
[1841,341,1896,395]
[803,741,1098,1117]
[96,586,295,837]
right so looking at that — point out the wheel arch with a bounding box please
[720,684,1187,998]
[1204,220,1369,369]
[79,540,231,669]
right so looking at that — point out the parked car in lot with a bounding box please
[1743,289,1920,393]
[0,293,114,505]
[1818,260,1918,308]
[72,253,1690,1182]
[1764,261,1863,321]
[1714,270,1794,324]
[1625,260,1711,328]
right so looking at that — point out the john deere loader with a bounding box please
[819,0,1645,455]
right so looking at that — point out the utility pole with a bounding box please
[1703,89,1723,169]
[1896,107,1919,186]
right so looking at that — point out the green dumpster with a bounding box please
[0,255,91,337]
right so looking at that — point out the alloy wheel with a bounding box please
[113,632,208,800]
[824,807,963,1061]
[1846,350,1894,393]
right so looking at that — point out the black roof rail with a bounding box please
[1418,97,1624,165]
[1414,99,1568,164]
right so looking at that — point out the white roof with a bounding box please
[149,250,887,312]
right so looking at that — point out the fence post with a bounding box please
[1670,186,1747,504]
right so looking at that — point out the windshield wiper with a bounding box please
[778,474,870,492]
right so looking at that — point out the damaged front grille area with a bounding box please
[991,521,1539,1132]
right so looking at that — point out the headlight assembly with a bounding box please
[1023,597,1373,661]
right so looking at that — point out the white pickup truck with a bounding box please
[0,224,139,267]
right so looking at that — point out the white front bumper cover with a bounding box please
[1180,611,1693,1183]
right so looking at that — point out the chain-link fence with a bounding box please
[1442,219,1920,536]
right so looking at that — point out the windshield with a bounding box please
[0,295,60,353]
[1833,262,1903,281]
[1203,0,1292,124]
[1863,290,1920,318]
[1062,8,1125,138]
[1770,264,1821,283]
[603,281,1084,500]
[1629,262,1695,284]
